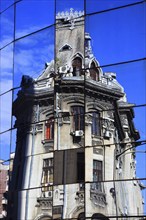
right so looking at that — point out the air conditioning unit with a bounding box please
[104,130,111,138]
[59,65,70,74]
[75,130,84,137]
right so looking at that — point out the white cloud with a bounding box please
[0,22,54,160]
[1,46,13,72]
[0,15,14,48]
[0,80,12,131]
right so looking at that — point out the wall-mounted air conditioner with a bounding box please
[75,130,84,137]
[104,130,111,138]
[59,65,70,74]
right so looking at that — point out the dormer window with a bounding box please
[72,57,82,76]
[90,62,99,81]
[59,44,72,52]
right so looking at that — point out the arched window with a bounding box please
[90,62,99,81]
[72,57,82,76]
[45,118,54,140]
[92,213,109,220]
[78,212,85,220]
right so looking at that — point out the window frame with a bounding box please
[72,57,82,76]
[93,160,103,191]
[42,158,53,191]
[71,106,84,131]
[90,62,99,81]
[45,118,54,140]
[91,111,100,136]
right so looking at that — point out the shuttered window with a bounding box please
[45,119,54,140]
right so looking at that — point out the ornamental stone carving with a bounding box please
[56,9,84,20]
[36,197,52,210]
[90,189,107,207]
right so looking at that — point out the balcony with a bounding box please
[42,139,54,151]
[36,196,52,210]
[75,183,84,204]
[90,183,107,207]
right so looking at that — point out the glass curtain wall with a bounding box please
[0,0,145,219]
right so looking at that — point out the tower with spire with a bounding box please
[7,9,143,220]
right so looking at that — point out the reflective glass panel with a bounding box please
[0,0,14,13]
[10,129,17,154]
[86,3,145,65]
[53,183,85,219]
[0,131,11,161]
[56,0,84,13]
[13,27,54,89]
[0,6,14,48]
[0,92,12,133]
[86,0,144,14]
[86,180,145,218]
[0,44,13,93]
[15,0,55,38]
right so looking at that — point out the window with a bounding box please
[72,57,82,76]
[71,106,84,131]
[59,44,72,52]
[93,160,102,191]
[92,213,109,220]
[92,112,100,136]
[78,212,85,220]
[77,152,85,182]
[45,119,54,140]
[42,158,53,190]
[90,62,99,81]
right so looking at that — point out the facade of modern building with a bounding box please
[7,10,143,220]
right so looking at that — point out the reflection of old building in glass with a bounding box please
[7,10,143,220]
[0,161,9,218]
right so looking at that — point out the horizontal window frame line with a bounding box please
[95,57,146,69]
[6,177,146,193]
[0,104,146,135]
[85,0,145,17]
[0,40,14,51]
[0,86,20,97]
[14,23,55,43]
[0,0,22,15]
[1,139,146,163]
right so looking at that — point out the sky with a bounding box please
[0,0,146,211]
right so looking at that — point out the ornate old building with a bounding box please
[0,161,8,218]
[7,10,143,220]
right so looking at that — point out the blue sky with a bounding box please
[0,0,146,211]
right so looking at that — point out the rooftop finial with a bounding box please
[56,8,84,20]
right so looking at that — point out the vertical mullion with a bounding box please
[84,0,86,219]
